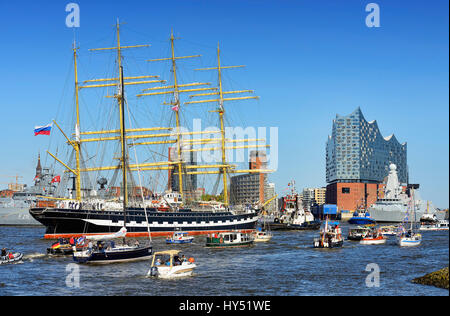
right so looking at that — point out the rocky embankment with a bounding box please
[412,267,449,290]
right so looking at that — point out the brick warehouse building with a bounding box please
[325,108,407,212]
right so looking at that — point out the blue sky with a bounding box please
[0,0,448,207]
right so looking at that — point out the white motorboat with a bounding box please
[166,231,194,244]
[147,250,196,279]
[252,229,272,242]
[379,225,400,237]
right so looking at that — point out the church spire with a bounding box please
[35,153,42,181]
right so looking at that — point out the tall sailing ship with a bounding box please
[29,22,271,239]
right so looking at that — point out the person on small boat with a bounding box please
[1,248,6,257]
[181,255,187,262]
[155,258,162,266]
[135,240,140,247]
[69,237,75,246]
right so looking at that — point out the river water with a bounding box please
[0,224,448,296]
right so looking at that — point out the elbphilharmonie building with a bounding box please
[325,107,408,211]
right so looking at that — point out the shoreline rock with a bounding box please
[412,267,449,290]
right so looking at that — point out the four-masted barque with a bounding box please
[29,21,272,239]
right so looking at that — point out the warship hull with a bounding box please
[29,207,259,239]
[0,206,42,226]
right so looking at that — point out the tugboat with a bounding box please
[206,231,254,248]
[0,248,23,265]
[348,210,376,225]
[313,219,343,248]
[268,181,320,230]
[147,250,196,279]
[166,231,194,244]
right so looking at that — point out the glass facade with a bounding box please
[326,108,407,184]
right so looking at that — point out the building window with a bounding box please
[342,187,350,194]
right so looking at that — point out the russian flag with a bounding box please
[34,123,52,136]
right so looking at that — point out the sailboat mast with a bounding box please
[73,43,82,201]
[119,65,128,223]
[216,43,229,207]
[115,20,128,211]
[169,31,185,206]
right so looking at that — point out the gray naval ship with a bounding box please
[0,156,57,226]
[369,164,445,223]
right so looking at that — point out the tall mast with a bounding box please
[115,21,128,208]
[73,41,82,201]
[170,30,185,206]
[139,31,215,206]
[187,42,261,207]
[119,65,127,223]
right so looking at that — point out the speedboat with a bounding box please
[313,220,343,248]
[0,251,23,265]
[147,250,196,279]
[360,229,387,245]
[206,231,254,248]
[166,231,194,244]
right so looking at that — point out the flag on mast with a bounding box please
[34,123,52,136]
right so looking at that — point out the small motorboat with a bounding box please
[206,231,254,248]
[47,237,85,256]
[360,229,387,245]
[252,229,272,242]
[147,250,196,279]
[347,226,371,241]
[1,249,23,265]
[419,220,449,231]
[379,225,400,237]
[166,231,194,244]
[348,210,376,225]
[313,220,344,248]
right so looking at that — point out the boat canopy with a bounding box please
[153,250,181,256]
